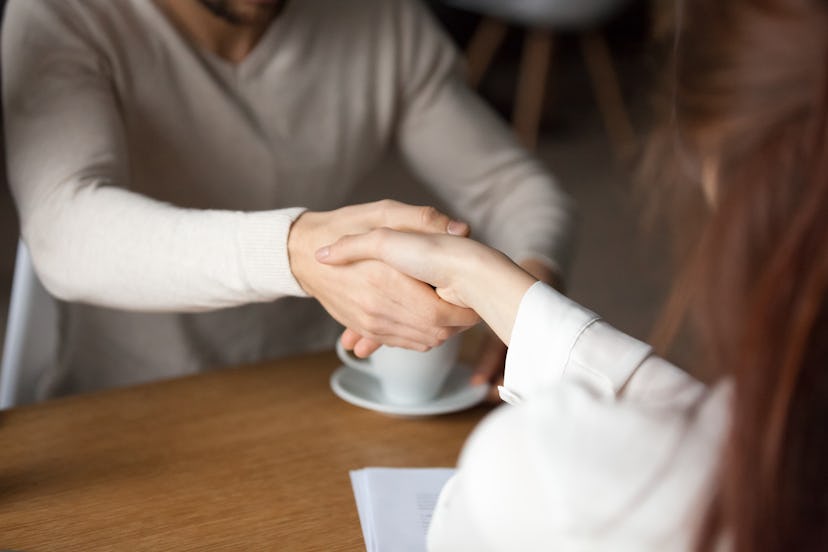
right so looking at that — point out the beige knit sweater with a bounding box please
[2,0,573,396]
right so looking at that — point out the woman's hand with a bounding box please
[316,229,537,345]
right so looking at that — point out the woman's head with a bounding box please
[650,0,828,550]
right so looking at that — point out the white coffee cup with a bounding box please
[335,335,462,405]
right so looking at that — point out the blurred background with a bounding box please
[0,0,689,383]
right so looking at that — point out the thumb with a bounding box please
[371,200,470,236]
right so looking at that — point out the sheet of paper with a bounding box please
[350,467,456,552]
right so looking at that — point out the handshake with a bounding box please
[287,200,548,391]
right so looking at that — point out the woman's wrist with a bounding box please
[455,245,537,345]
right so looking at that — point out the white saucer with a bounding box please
[330,362,488,417]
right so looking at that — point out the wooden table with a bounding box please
[0,351,490,551]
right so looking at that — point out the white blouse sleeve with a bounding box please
[502,282,705,408]
[427,283,727,551]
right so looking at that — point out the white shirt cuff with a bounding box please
[502,282,599,403]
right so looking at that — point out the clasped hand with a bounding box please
[288,200,480,357]
[313,225,549,402]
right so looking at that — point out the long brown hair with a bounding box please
[646,0,828,550]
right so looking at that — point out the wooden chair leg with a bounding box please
[465,17,509,88]
[580,31,637,161]
[513,29,554,150]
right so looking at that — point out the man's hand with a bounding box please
[288,200,479,357]
[471,258,562,401]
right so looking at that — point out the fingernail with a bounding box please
[447,220,468,235]
[315,246,330,260]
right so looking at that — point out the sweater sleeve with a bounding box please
[391,0,575,276]
[1,0,308,312]
[502,282,706,408]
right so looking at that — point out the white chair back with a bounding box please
[0,240,59,409]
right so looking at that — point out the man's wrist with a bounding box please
[286,210,319,297]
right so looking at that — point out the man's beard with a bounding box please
[197,0,242,24]
[196,0,288,25]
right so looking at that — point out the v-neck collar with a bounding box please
[139,0,294,79]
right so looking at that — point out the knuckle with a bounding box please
[434,327,453,342]
[364,318,384,335]
[421,305,440,324]
[356,311,377,331]
[419,206,441,227]
[360,335,381,348]
[412,342,431,353]
[377,199,398,222]
[362,296,383,317]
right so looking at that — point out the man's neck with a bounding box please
[153,0,282,63]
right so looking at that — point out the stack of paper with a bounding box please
[350,467,456,552]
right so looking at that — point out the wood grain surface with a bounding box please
[0,351,490,551]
